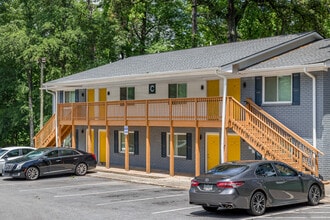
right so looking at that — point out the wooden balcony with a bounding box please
[34,96,323,176]
[58,97,225,128]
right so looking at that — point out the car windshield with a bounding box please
[0,149,8,157]
[207,164,248,176]
[24,148,49,159]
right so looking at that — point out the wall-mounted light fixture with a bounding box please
[107,91,110,96]
[81,129,84,133]
[243,82,246,88]
[201,85,204,90]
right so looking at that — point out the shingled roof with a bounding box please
[244,39,330,71]
[43,32,326,90]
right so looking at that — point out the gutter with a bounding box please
[45,87,59,147]
[215,68,227,164]
[303,68,317,147]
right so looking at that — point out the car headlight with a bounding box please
[15,163,24,170]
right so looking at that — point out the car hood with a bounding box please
[6,156,39,164]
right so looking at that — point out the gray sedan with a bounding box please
[189,160,325,216]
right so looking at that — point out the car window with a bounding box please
[46,150,59,158]
[59,149,79,156]
[0,149,8,157]
[7,149,20,158]
[22,149,34,155]
[255,163,277,177]
[274,163,298,177]
[207,164,248,176]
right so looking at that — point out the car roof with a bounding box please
[1,146,35,150]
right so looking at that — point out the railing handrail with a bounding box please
[227,97,310,157]
[245,98,323,156]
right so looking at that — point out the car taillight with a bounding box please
[91,154,97,161]
[216,181,245,188]
[191,179,200,187]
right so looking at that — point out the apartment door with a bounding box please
[207,80,219,119]
[88,89,95,118]
[227,79,241,161]
[206,133,220,171]
[99,129,106,163]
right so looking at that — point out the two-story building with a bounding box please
[37,31,330,179]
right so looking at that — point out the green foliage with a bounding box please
[0,0,329,146]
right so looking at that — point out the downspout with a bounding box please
[303,68,317,147]
[215,69,227,163]
[45,87,59,147]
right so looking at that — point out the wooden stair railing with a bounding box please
[245,98,323,174]
[33,114,71,148]
[227,97,322,176]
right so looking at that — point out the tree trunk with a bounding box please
[28,69,34,147]
[227,0,237,42]
[192,0,198,47]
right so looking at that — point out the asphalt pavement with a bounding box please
[91,166,330,203]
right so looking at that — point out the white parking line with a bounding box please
[96,193,186,206]
[54,186,160,198]
[152,206,200,215]
[19,181,121,192]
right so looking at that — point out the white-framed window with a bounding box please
[120,87,135,100]
[119,131,134,153]
[65,91,75,103]
[167,133,187,157]
[263,75,292,104]
[168,83,187,98]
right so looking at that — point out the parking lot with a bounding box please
[1,172,330,220]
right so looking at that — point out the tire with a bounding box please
[308,184,321,206]
[202,205,218,212]
[25,167,40,180]
[75,163,88,176]
[247,191,266,216]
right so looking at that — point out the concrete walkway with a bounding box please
[91,166,330,203]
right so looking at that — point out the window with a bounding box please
[255,163,276,177]
[114,130,139,155]
[161,132,192,160]
[119,131,135,153]
[168,83,187,98]
[65,91,75,103]
[166,133,187,157]
[6,149,20,158]
[274,163,298,177]
[120,87,135,100]
[264,75,291,103]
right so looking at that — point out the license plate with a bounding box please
[203,184,213,191]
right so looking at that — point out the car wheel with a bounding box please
[75,163,88,176]
[202,205,218,212]
[308,184,321,206]
[25,167,39,180]
[247,191,266,216]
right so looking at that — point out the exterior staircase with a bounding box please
[227,97,323,176]
[34,115,71,148]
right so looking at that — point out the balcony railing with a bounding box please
[58,97,224,126]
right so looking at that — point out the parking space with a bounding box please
[0,174,329,220]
